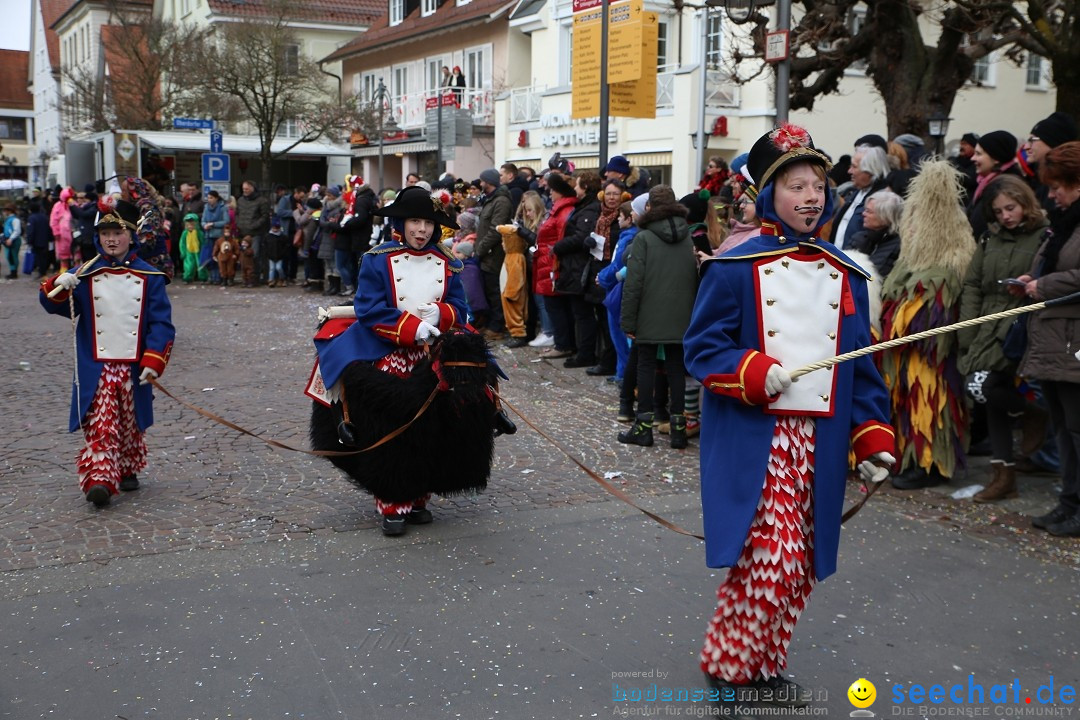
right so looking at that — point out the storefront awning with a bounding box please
[134,130,352,156]
[351,140,437,158]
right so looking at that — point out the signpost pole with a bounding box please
[437,90,444,177]
[598,0,610,171]
[696,7,709,179]
[775,0,791,124]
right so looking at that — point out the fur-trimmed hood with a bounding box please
[635,199,686,245]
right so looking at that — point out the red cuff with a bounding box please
[851,420,896,463]
[434,302,458,332]
[702,350,780,406]
[374,312,422,347]
[40,275,70,303]
[140,343,172,377]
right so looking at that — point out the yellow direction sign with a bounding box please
[571,9,602,118]
[607,0,644,83]
[609,11,658,118]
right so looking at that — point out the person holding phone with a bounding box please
[958,175,1048,502]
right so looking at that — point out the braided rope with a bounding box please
[790,300,1046,380]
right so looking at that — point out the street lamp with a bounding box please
[927,110,952,156]
[372,78,396,189]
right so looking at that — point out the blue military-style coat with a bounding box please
[683,226,894,581]
[315,240,470,389]
[40,246,175,433]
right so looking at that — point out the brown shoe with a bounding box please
[973,462,1018,503]
[539,347,573,359]
[1019,404,1049,457]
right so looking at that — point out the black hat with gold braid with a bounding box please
[95,198,140,231]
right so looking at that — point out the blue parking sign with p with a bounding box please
[202,153,230,183]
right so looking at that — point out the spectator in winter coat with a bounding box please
[26,200,51,277]
[50,187,75,272]
[533,172,578,355]
[846,188,903,278]
[547,171,602,368]
[603,155,650,198]
[474,168,513,335]
[235,181,271,284]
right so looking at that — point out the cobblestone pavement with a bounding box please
[1,277,1076,573]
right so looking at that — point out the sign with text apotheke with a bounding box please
[536,114,618,148]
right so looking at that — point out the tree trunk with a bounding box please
[865,1,972,148]
[1052,51,1080,120]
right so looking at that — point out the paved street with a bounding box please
[1,277,1078,719]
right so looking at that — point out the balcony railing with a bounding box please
[509,85,545,124]
[390,87,494,130]
[655,65,740,110]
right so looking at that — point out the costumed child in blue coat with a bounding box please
[684,124,896,700]
[40,199,175,507]
[311,186,513,536]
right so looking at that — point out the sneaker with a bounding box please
[505,336,530,348]
[85,484,111,507]
[686,417,701,437]
[119,474,140,491]
[539,347,573,359]
[381,516,407,536]
[406,508,433,524]
[528,333,555,348]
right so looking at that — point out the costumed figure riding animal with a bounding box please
[307,186,515,536]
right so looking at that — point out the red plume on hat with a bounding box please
[770,123,812,153]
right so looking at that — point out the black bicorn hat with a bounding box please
[746,124,832,190]
[373,186,459,230]
[95,198,141,231]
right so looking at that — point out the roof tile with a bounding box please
[0,50,33,110]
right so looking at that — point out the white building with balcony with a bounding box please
[496,1,1059,192]
[324,0,529,187]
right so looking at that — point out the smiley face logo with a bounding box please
[848,678,876,709]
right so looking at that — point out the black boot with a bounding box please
[618,412,654,446]
[493,409,517,437]
[322,275,341,296]
[669,414,688,449]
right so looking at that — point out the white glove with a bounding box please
[764,364,792,396]
[857,451,896,484]
[55,273,80,291]
[414,321,441,345]
[417,302,441,327]
[138,367,159,384]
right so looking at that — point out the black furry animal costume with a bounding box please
[310,329,498,504]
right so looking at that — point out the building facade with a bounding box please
[324,0,530,189]
[493,1,1059,192]
[0,50,34,190]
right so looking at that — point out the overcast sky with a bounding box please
[0,0,32,52]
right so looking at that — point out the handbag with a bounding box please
[1002,314,1028,363]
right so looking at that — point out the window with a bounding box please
[390,0,404,25]
[0,117,27,141]
[426,56,450,91]
[361,72,378,102]
[657,20,670,68]
[705,11,722,70]
[392,65,409,98]
[970,55,992,85]
[847,9,867,72]
[422,0,437,16]
[561,22,573,86]
[277,118,299,139]
[463,44,492,90]
[1026,53,1046,88]
[283,44,300,75]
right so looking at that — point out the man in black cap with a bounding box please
[950,132,979,200]
[39,199,176,507]
[1020,111,1079,213]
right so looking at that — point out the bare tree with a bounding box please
[726,0,1026,139]
[186,5,379,191]
[61,0,208,135]
[980,0,1080,119]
